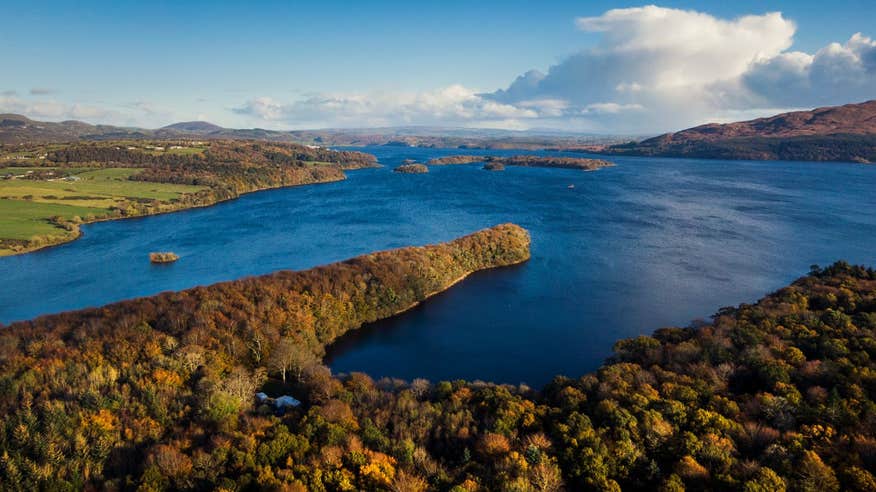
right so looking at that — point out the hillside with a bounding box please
[161,121,225,133]
[653,100,876,141]
[0,114,151,144]
[0,114,305,144]
[603,100,876,162]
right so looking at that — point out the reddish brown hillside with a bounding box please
[662,100,876,143]
[604,100,876,162]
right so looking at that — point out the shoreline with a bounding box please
[322,257,530,363]
[387,254,530,319]
[0,173,350,258]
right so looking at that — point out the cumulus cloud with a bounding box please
[0,94,112,121]
[0,94,177,128]
[10,5,872,133]
[743,33,876,106]
[480,6,875,132]
[234,85,541,128]
[235,5,876,133]
[480,6,800,132]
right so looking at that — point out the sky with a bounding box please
[2,1,875,134]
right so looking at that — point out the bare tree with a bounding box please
[268,338,317,383]
[247,331,265,364]
[221,366,266,406]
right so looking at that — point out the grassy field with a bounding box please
[0,168,205,204]
[0,200,105,240]
[0,166,67,173]
[0,167,207,255]
[0,139,366,255]
[142,145,207,156]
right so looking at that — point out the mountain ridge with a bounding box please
[603,100,876,162]
[5,100,876,162]
[0,114,628,148]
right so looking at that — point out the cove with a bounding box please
[2,146,876,386]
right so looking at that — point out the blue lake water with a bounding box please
[2,147,876,386]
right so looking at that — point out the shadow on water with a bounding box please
[324,262,530,371]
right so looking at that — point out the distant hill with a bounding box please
[0,114,627,148]
[160,121,224,133]
[0,114,150,144]
[0,115,302,144]
[603,100,876,163]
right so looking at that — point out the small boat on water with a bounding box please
[567,184,575,189]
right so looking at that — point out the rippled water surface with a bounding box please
[3,147,875,386]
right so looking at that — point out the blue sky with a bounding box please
[2,1,875,133]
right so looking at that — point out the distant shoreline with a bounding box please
[0,175,349,258]
[0,140,378,257]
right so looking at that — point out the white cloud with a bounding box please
[0,95,112,121]
[478,6,876,133]
[0,94,178,128]
[7,5,875,133]
[573,7,794,88]
[234,85,540,129]
[744,33,876,106]
[481,6,806,132]
[236,6,876,133]
[582,102,644,115]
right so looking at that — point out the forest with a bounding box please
[1,225,876,490]
[0,224,531,490]
[604,134,876,163]
[0,140,377,255]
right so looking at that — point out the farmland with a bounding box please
[0,140,377,255]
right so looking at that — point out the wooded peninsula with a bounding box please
[0,220,874,490]
[0,224,533,490]
[0,140,377,256]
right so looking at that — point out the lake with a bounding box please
[2,147,875,386]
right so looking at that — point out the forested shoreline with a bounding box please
[602,134,876,163]
[0,224,533,490]
[0,214,874,489]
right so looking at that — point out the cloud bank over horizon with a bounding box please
[4,5,876,134]
[233,5,876,133]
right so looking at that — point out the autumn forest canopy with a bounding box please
[5,1,876,490]
[0,218,875,490]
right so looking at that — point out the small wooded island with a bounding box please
[483,162,506,171]
[148,251,179,263]
[393,163,429,173]
[428,154,615,170]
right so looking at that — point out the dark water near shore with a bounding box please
[2,147,876,386]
